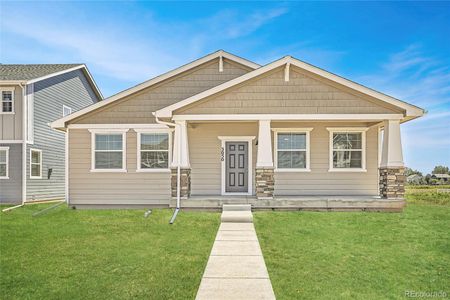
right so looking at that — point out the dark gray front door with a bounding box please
[225,142,248,193]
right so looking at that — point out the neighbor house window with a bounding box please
[274,129,312,171]
[1,88,14,113]
[90,130,127,172]
[0,147,9,179]
[62,105,72,117]
[328,128,367,172]
[137,131,171,171]
[30,149,42,179]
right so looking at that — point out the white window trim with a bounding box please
[1,87,15,114]
[218,136,255,196]
[62,105,72,117]
[327,127,368,172]
[135,129,173,173]
[30,148,42,179]
[273,128,312,172]
[0,146,9,179]
[89,129,128,173]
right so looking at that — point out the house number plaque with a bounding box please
[221,147,224,161]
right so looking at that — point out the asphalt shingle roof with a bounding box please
[0,64,83,81]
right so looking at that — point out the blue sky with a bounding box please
[1,1,449,173]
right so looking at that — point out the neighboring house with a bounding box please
[431,174,450,183]
[0,64,102,204]
[407,174,423,185]
[51,50,424,211]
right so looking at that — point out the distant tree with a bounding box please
[431,165,449,175]
[425,174,432,185]
[404,167,423,177]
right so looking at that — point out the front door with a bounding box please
[225,142,248,193]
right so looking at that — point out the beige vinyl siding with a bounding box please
[188,122,257,195]
[73,59,252,124]
[177,66,403,115]
[68,129,170,205]
[272,122,379,196]
[0,85,22,140]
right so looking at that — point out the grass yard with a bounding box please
[0,205,219,299]
[254,186,450,299]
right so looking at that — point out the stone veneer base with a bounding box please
[379,167,405,199]
[255,168,275,200]
[171,168,191,199]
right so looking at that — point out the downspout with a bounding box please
[3,82,27,212]
[153,113,180,224]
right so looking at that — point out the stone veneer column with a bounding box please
[256,167,274,200]
[379,120,405,199]
[171,168,191,199]
[379,167,405,199]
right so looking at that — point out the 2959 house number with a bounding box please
[221,147,224,161]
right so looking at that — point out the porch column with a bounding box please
[171,120,191,199]
[256,120,274,200]
[379,120,405,199]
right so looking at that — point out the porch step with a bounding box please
[221,211,253,223]
[222,204,252,212]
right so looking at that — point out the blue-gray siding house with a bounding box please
[0,64,102,204]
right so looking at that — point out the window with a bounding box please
[328,128,367,172]
[0,147,9,179]
[274,129,312,171]
[90,130,127,172]
[1,88,14,113]
[137,131,171,171]
[63,105,72,117]
[30,149,42,179]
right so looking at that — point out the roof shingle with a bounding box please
[0,64,83,81]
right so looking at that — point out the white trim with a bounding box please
[30,148,42,179]
[0,140,23,143]
[62,105,72,117]
[327,128,367,172]
[50,50,259,130]
[284,63,290,82]
[27,65,84,84]
[26,83,34,144]
[156,55,424,119]
[136,130,172,172]
[69,124,170,130]
[65,129,69,205]
[0,87,15,114]
[89,129,128,172]
[218,136,255,196]
[0,146,9,179]
[172,114,405,121]
[273,129,312,172]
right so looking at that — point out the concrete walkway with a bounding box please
[196,205,276,300]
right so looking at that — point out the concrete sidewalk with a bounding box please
[196,207,276,300]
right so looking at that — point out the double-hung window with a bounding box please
[328,128,367,172]
[90,130,127,172]
[0,147,9,179]
[30,149,42,179]
[1,88,14,113]
[274,129,312,171]
[136,131,171,171]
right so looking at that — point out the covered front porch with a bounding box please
[168,114,406,210]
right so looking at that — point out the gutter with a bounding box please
[153,113,181,224]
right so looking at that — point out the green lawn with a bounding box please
[0,205,219,299]
[254,187,450,299]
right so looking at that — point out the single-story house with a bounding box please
[51,50,424,211]
[431,174,450,183]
